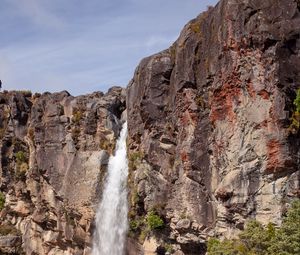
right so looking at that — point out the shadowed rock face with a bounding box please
[127,0,300,253]
[0,88,126,254]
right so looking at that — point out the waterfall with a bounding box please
[92,122,128,255]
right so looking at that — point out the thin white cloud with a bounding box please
[1,0,219,95]
[5,0,64,29]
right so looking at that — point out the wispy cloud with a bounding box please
[0,0,219,95]
[4,0,64,29]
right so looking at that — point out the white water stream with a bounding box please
[92,122,128,255]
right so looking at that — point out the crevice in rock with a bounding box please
[263,38,278,51]
[244,8,259,25]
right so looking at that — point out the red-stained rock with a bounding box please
[266,139,283,173]
[127,0,300,253]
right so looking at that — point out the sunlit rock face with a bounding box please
[0,0,300,255]
[127,0,300,253]
[0,88,126,254]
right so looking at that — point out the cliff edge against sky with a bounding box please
[0,0,300,254]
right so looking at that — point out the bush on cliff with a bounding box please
[15,151,28,181]
[146,211,164,230]
[289,89,300,133]
[0,192,5,210]
[268,200,300,254]
[207,200,300,255]
[15,151,26,163]
[294,89,300,112]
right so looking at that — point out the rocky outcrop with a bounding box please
[1,1,300,255]
[0,88,126,254]
[127,0,300,254]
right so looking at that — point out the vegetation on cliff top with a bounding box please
[208,200,300,255]
[289,89,300,133]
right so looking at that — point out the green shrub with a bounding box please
[15,151,26,163]
[129,151,144,162]
[163,243,174,254]
[0,192,5,211]
[146,211,164,230]
[294,89,300,112]
[72,110,83,123]
[207,200,300,255]
[239,221,275,254]
[129,219,142,232]
[268,200,300,254]
[128,151,144,171]
[289,89,300,133]
[207,238,246,255]
[15,151,28,181]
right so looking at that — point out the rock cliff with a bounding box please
[0,0,300,254]
[0,88,126,254]
[127,0,300,254]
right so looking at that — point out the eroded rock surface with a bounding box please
[0,87,126,254]
[127,0,300,254]
[1,1,300,255]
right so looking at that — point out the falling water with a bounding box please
[92,122,128,255]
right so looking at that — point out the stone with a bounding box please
[143,237,159,255]
[176,219,191,230]
[0,236,22,254]
[0,89,126,254]
[127,0,300,252]
[0,1,300,254]
[0,236,21,247]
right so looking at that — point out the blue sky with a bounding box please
[0,0,218,95]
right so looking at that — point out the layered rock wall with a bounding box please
[0,88,126,254]
[0,0,300,254]
[127,0,300,253]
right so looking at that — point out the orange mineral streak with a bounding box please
[180,109,198,126]
[266,139,283,173]
[210,74,241,124]
[258,90,270,100]
[180,150,189,163]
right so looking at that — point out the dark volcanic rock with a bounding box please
[127,0,300,253]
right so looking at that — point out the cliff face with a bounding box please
[0,88,126,254]
[127,0,300,253]
[0,0,300,255]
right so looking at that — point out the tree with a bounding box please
[207,200,300,255]
[268,200,300,255]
